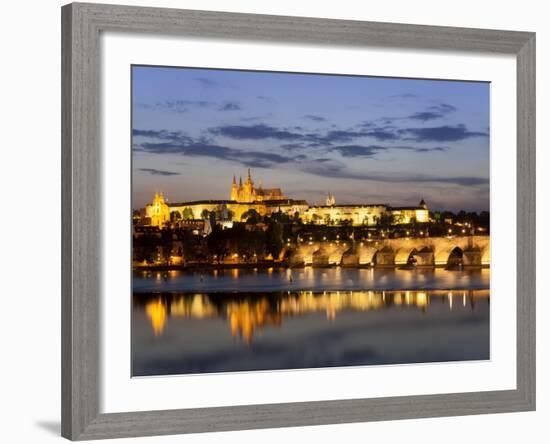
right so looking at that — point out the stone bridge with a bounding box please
[286,235,490,268]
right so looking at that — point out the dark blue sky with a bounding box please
[132,66,489,212]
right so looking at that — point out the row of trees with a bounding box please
[133,218,287,265]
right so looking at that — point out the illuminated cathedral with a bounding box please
[230,169,286,202]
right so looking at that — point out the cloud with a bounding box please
[304,115,327,122]
[429,103,457,113]
[256,95,276,103]
[240,113,273,122]
[281,143,308,150]
[210,124,303,141]
[219,102,241,111]
[134,128,298,168]
[134,126,487,189]
[399,124,488,142]
[133,129,194,144]
[209,124,398,145]
[408,103,457,122]
[138,168,180,176]
[358,121,377,129]
[206,122,476,150]
[362,129,399,141]
[301,162,488,186]
[135,100,212,114]
[409,111,445,122]
[329,145,383,158]
[390,93,417,99]
[195,77,217,87]
[314,130,367,143]
[329,144,448,158]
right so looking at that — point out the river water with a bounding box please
[132,268,489,376]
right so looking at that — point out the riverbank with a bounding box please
[133,262,489,272]
[132,266,491,293]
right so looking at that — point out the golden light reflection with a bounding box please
[140,289,489,343]
[145,299,168,336]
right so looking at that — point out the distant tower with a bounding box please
[242,168,255,202]
[326,192,336,206]
[419,198,427,210]
[230,175,239,201]
[146,191,170,227]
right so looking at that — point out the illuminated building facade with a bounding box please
[145,191,170,227]
[142,170,429,228]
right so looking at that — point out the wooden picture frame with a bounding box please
[61,2,535,440]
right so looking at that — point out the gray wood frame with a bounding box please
[61,2,536,440]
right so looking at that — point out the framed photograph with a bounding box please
[62,2,535,440]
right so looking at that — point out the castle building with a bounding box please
[302,203,388,226]
[230,169,286,202]
[390,198,429,224]
[141,171,429,228]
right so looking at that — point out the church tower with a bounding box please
[230,175,239,201]
[242,168,256,202]
[326,192,336,206]
[146,191,170,227]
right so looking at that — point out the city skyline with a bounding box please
[132,66,490,212]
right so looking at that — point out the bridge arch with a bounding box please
[434,243,461,266]
[357,245,378,265]
[395,247,414,265]
[373,246,395,267]
[480,245,490,266]
[395,247,419,265]
[395,246,434,266]
[446,246,464,268]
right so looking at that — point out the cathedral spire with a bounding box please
[247,168,251,180]
[232,175,236,185]
[239,176,242,187]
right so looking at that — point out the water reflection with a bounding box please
[137,289,488,343]
[133,267,490,293]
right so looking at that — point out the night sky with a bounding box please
[132,66,489,212]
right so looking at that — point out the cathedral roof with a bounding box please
[256,187,283,196]
[390,206,425,211]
